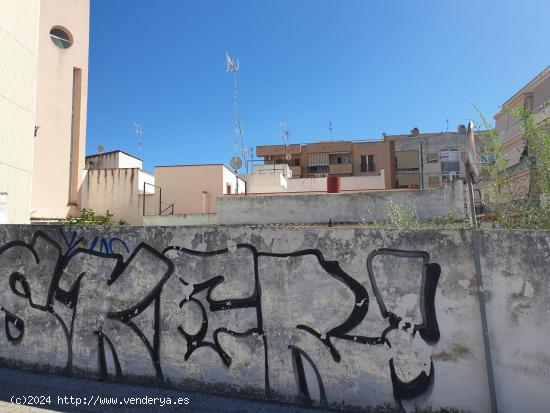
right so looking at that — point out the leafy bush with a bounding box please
[61,208,127,226]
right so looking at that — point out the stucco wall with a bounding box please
[0,0,40,224]
[31,0,90,220]
[80,168,143,225]
[0,226,548,413]
[219,181,465,225]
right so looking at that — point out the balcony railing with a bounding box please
[308,165,329,174]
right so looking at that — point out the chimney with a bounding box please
[457,124,467,134]
[411,127,420,136]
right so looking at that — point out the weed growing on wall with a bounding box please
[61,208,128,226]
[361,199,470,230]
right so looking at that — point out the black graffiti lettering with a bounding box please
[0,231,443,408]
[1,307,24,343]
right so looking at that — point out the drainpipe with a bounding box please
[419,141,424,189]
[465,163,496,412]
[202,191,208,213]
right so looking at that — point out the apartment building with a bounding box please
[0,0,41,224]
[256,140,396,189]
[384,127,472,189]
[493,65,550,198]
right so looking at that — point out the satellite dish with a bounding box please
[285,153,292,161]
[97,145,105,154]
[231,156,242,170]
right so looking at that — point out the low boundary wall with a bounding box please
[0,225,548,413]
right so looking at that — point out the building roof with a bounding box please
[495,65,550,118]
[383,131,461,141]
[85,149,142,161]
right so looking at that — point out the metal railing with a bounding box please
[142,182,174,216]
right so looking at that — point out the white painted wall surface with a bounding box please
[0,0,40,224]
[118,152,143,169]
[287,177,327,192]
[245,173,288,194]
[138,170,155,194]
[339,170,386,190]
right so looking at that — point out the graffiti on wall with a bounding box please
[0,230,441,410]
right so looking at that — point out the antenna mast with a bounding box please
[225,52,246,168]
[133,122,143,158]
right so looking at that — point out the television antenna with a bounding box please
[329,121,333,140]
[133,122,143,158]
[226,51,246,170]
[280,122,291,162]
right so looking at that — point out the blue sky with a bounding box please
[87,0,550,171]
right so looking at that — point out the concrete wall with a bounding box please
[0,0,41,224]
[80,168,143,225]
[0,225,548,413]
[219,181,465,225]
[143,213,217,226]
[31,0,90,220]
[245,173,288,194]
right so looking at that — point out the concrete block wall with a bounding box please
[0,225,548,413]
[218,181,465,225]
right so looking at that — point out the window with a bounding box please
[524,94,534,112]
[360,155,375,172]
[440,149,460,173]
[50,27,72,49]
[427,153,439,162]
[68,68,82,205]
[337,155,349,164]
[293,158,301,166]
[226,184,232,194]
[428,176,440,188]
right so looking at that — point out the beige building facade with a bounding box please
[0,0,41,224]
[492,66,550,199]
[150,165,245,215]
[31,0,90,221]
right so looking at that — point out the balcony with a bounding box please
[307,165,329,175]
[329,163,352,175]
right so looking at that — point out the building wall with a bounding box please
[351,141,396,188]
[31,0,90,220]
[0,0,41,224]
[80,168,143,225]
[1,225,549,413]
[152,165,244,215]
